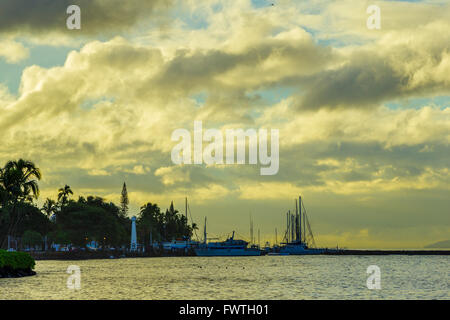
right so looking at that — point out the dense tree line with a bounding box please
[0,159,194,250]
[137,202,197,248]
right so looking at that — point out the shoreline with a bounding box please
[27,249,450,261]
[29,250,194,261]
[0,267,36,278]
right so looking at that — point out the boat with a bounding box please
[194,219,261,256]
[279,241,324,255]
[278,195,324,255]
[161,239,200,251]
[195,232,262,256]
[267,252,290,256]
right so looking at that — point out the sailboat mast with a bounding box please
[275,228,277,246]
[258,229,260,248]
[288,210,292,242]
[203,217,207,244]
[303,201,306,244]
[291,213,295,243]
[250,213,254,246]
[299,196,302,244]
[295,199,299,241]
[185,197,188,225]
[286,211,289,242]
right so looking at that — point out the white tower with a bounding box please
[130,216,137,252]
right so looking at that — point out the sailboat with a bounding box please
[278,195,324,255]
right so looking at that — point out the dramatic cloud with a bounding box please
[0,0,449,248]
[0,0,172,36]
[293,20,450,109]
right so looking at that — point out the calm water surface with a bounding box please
[1,256,449,299]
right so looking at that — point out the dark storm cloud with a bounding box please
[0,0,172,35]
[273,140,450,189]
[294,53,407,110]
[169,40,333,82]
[290,36,450,111]
[138,38,336,104]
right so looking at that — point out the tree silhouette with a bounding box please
[0,159,41,248]
[58,185,73,206]
[42,198,57,219]
[120,182,129,217]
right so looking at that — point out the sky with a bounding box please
[0,0,449,248]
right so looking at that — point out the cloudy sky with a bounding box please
[0,0,449,248]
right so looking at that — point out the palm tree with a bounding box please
[0,159,41,203]
[58,185,73,206]
[0,159,41,248]
[42,198,57,219]
[190,222,199,240]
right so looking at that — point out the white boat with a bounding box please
[161,239,200,250]
[194,219,261,256]
[195,235,262,256]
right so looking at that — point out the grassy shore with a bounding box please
[0,250,36,278]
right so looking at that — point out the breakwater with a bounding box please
[25,248,450,261]
[30,248,196,261]
[322,249,450,255]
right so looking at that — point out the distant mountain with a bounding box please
[424,240,450,248]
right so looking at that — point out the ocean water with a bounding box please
[1,255,449,300]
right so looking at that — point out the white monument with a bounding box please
[130,216,137,252]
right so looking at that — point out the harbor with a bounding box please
[125,195,331,257]
[1,159,448,260]
[25,195,450,260]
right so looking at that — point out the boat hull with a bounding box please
[195,248,261,256]
[279,246,324,255]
